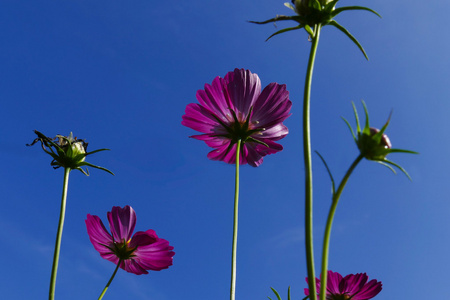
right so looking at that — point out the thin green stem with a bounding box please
[98,259,122,300]
[49,167,71,300]
[319,154,364,300]
[230,139,241,300]
[303,24,321,299]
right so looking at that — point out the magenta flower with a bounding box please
[85,205,174,275]
[305,270,382,300]
[182,68,292,167]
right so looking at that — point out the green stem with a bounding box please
[98,259,122,300]
[319,154,364,300]
[230,139,241,300]
[303,24,321,299]
[49,167,71,300]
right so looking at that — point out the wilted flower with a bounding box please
[343,101,417,179]
[85,205,174,275]
[250,0,380,59]
[182,68,292,167]
[305,270,382,300]
[27,130,113,176]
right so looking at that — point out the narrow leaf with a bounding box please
[270,287,282,300]
[315,151,336,195]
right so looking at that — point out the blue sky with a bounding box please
[1,0,450,299]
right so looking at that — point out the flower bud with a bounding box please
[27,130,114,176]
[369,128,391,149]
[291,0,310,16]
[357,127,392,160]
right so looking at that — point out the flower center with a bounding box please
[330,293,352,300]
[113,239,137,260]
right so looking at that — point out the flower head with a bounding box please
[27,130,114,176]
[85,205,175,275]
[343,101,417,179]
[305,270,382,300]
[250,1,381,60]
[182,68,292,167]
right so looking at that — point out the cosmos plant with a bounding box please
[183,68,292,300]
[252,1,415,300]
[28,130,113,300]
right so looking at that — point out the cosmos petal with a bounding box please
[107,205,136,242]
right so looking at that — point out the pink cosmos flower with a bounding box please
[182,68,292,167]
[85,205,174,275]
[305,270,382,300]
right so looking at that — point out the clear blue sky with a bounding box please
[1,0,449,299]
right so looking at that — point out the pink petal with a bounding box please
[122,259,148,275]
[341,273,368,295]
[196,76,233,122]
[181,103,221,134]
[133,239,175,271]
[107,206,136,242]
[225,69,261,119]
[352,279,382,300]
[251,82,292,128]
[85,214,114,256]
[327,270,343,295]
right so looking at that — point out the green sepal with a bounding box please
[78,161,115,176]
[324,0,339,13]
[376,160,397,175]
[341,116,356,142]
[361,100,371,136]
[352,101,361,135]
[284,2,295,11]
[248,15,299,25]
[380,159,413,181]
[332,6,381,19]
[329,20,369,60]
[86,148,110,156]
[287,286,291,300]
[388,149,419,155]
[311,0,321,11]
[266,25,305,41]
[304,24,314,36]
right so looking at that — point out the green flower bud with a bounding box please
[358,127,392,160]
[343,102,417,180]
[291,0,310,16]
[27,130,114,176]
